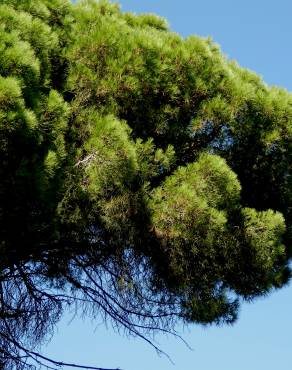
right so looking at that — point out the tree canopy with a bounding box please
[0,0,292,368]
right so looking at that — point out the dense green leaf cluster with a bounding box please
[0,0,292,368]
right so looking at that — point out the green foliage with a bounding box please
[135,138,176,181]
[1,0,292,368]
[83,114,137,195]
[149,154,287,322]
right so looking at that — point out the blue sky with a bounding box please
[46,1,292,369]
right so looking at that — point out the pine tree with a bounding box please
[0,1,291,369]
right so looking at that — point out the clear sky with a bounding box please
[45,1,292,369]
